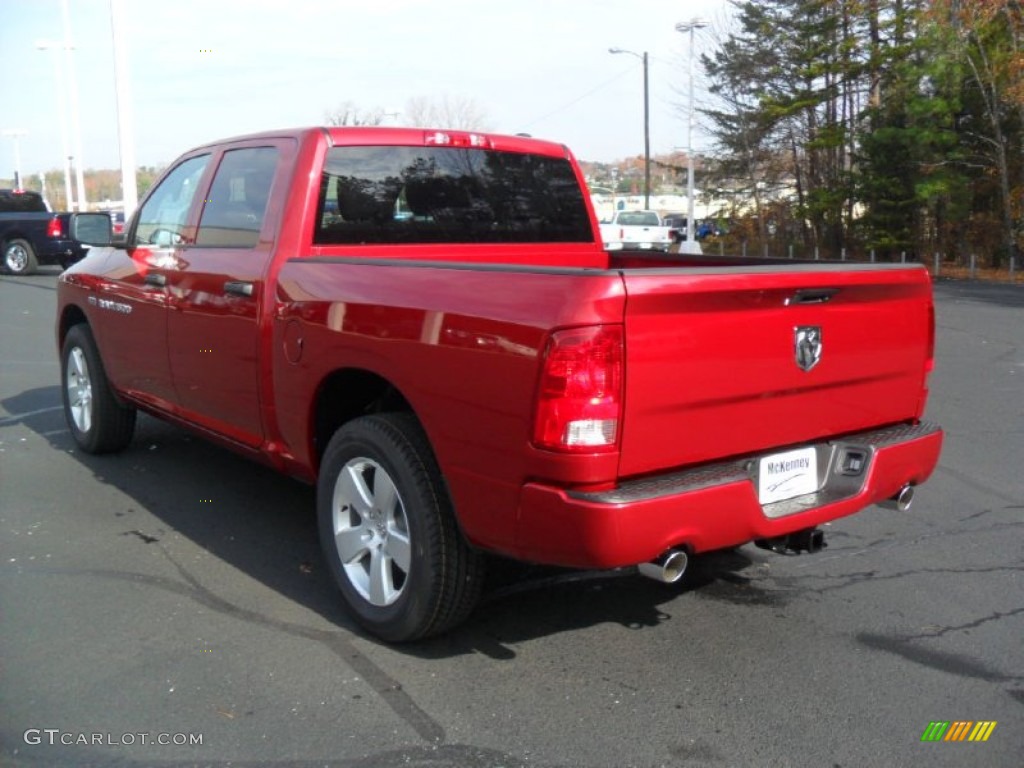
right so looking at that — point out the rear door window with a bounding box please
[196,147,279,247]
[314,146,592,245]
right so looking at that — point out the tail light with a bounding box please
[925,301,935,374]
[47,217,63,239]
[533,325,624,452]
[917,300,936,419]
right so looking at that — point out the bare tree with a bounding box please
[955,0,1023,265]
[324,101,388,126]
[403,95,492,130]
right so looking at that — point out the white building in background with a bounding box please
[590,193,729,224]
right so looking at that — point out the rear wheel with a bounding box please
[317,413,484,642]
[3,239,38,275]
[61,324,136,453]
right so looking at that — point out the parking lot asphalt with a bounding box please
[1,269,1022,768]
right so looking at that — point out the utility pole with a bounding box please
[609,48,651,210]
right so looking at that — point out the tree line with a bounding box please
[0,167,165,213]
[700,0,1022,266]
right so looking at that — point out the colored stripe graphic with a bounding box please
[921,721,997,742]
[969,722,997,742]
[944,721,972,741]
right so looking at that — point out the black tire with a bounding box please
[61,324,136,453]
[3,238,38,275]
[317,413,484,642]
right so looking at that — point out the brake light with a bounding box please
[916,300,936,419]
[925,301,935,374]
[533,325,624,452]
[423,130,492,149]
[47,217,63,238]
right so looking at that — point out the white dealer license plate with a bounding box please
[758,447,818,505]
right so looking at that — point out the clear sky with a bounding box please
[0,0,733,177]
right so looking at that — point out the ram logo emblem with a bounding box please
[795,326,822,372]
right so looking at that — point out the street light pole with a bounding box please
[36,40,75,211]
[675,19,707,255]
[61,0,87,211]
[2,129,27,188]
[609,48,651,210]
[110,0,138,214]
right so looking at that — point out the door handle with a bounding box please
[786,288,838,305]
[224,280,254,298]
[144,273,166,287]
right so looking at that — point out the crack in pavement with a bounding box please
[792,517,1024,570]
[900,606,1024,640]
[780,564,1024,595]
[11,552,447,746]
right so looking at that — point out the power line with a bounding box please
[521,67,636,131]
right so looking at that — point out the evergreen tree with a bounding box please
[858,0,966,258]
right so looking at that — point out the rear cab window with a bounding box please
[313,146,593,246]
[0,189,49,213]
[617,211,660,226]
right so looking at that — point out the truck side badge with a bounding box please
[795,326,822,371]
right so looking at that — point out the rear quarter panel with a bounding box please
[272,259,626,553]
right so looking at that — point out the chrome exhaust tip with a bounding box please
[638,549,689,584]
[879,484,915,512]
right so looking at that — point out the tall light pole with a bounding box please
[609,48,651,210]
[110,0,138,214]
[675,18,707,255]
[36,40,75,211]
[61,0,88,211]
[2,129,27,188]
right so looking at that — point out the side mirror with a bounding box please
[70,213,112,247]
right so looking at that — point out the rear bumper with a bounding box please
[515,421,943,569]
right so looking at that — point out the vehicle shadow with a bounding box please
[411,547,773,660]
[5,385,770,658]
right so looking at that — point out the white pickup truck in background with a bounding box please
[599,210,673,252]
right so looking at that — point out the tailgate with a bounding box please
[618,264,934,477]
[623,227,668,244]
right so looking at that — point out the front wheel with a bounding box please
[317,413,484,642]
[3,239,38,275]
[61,324,136,453]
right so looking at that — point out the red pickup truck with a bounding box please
[56,127,943,641]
